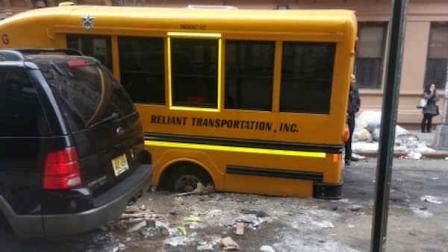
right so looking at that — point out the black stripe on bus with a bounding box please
[145,132,343,153]
[226,165,323,182]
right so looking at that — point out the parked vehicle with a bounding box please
[0,49,152,237]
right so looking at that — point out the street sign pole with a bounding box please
[371,0,408,251]
[433,65,448,150]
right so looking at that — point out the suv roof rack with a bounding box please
[0,50,24,61]
[0,48,83,62]
[17,48,83,56]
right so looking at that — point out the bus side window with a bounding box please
[280,42,336,114]
[170,38,218,109]
[225,40,274,111]
[118,36,165,105]
[67,35,113,70]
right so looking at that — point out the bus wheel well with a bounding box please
[159,161,214,192]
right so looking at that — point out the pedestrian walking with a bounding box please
[345,74,361,166]
[420,83,439,133]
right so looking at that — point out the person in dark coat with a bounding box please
[421,83,439,133]
[345,74,361,166]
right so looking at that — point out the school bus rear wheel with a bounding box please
[174,174,201,192]
[163,162,213,193]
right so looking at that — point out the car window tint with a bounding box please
[0,70,49,137]
[34,57,135,131]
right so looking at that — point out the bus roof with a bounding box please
[1,5,356,36]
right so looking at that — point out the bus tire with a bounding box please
[162,162,213,193]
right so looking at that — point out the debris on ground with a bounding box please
[240,209,269,218]
[197,242,214,251]
[125,205,142,213]
[420,195,443,204]
[235,213,266,230]
[260,245,276,252]
[196,237,222,251]
[352,153,367,160]
[184,215,202,224]
[221,236,240,251]
[350,205,362,212]
[407,151,423,160]
[235,222,245,235]
[176,182,214,196]
[127,221,147,233]
[164,236,198,250]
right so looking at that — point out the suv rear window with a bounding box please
[31,56,136,131]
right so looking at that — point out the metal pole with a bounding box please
[433,66,448,150]
[371,0,408,251]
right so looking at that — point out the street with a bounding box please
[1,158,447,252]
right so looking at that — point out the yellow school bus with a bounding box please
[0,4,356,198]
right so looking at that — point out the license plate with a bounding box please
[112,154,129,177]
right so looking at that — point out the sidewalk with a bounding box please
[354,129,448,159]
[407,130,448,159]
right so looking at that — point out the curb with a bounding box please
[356,151,448,159]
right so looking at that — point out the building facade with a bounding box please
[1,0,447,126]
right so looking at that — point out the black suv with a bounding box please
[0,49,152,237]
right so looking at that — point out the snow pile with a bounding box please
[352,111,435,156]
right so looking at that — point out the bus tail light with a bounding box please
[43,147,82,190]
[332,153,342,163]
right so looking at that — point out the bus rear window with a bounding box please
[280,42,336,114]
[34,57,135,131]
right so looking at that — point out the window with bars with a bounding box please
[424,23,448,90]
[354,22,388,89]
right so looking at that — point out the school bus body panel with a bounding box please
[0,6,356,198]
[147,143,340,197]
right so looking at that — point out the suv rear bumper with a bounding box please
[2,164,152,237]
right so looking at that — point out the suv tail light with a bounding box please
[44,147,82,190]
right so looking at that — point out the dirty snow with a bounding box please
[410,207,434,218]
[420,195,443,204]
[352,111,435,156]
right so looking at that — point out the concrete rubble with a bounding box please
[259,245,276,252]
[221,236,240,251]
[84,158,447,252]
